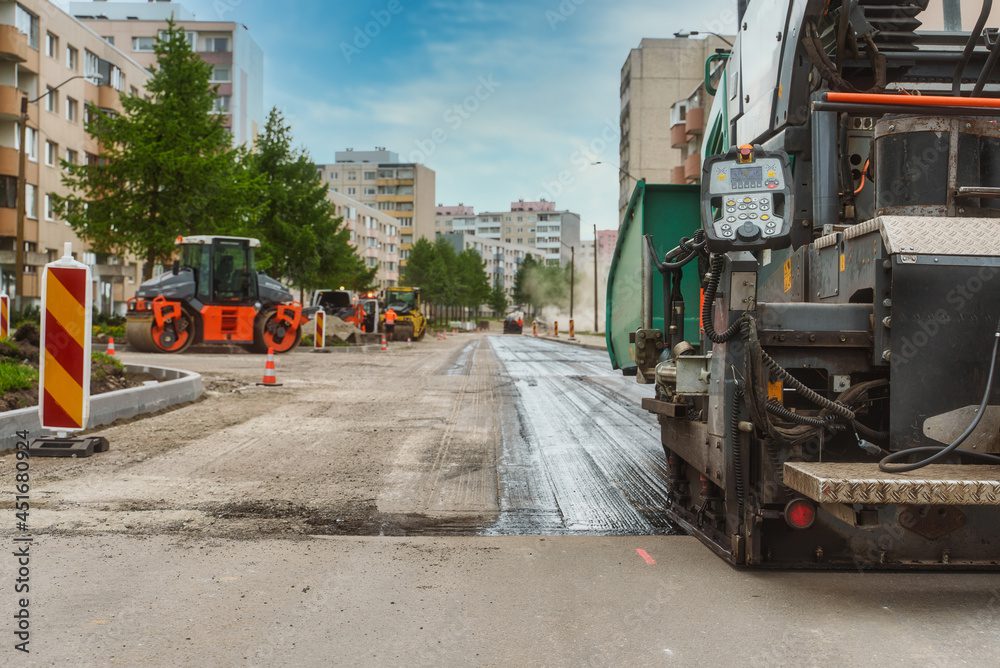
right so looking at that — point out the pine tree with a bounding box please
[248,108,373,294]
[57,21,259,279]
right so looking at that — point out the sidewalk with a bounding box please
[535,331,606,351]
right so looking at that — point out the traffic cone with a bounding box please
[380,335,388,352]
[107,337,116,356]
[257,348,282,387]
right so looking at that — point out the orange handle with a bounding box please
[826,91,1000,109]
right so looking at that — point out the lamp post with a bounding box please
[15,74,99,311]
[558,239,575,325]
[593,223,598,333]
[673,29,734,47]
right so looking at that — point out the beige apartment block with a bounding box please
[327,190,400,289]
[619,36,730,221]
[318,148,436,266]
[71,0,264,145]
[0,0,149,310]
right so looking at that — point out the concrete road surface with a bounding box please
[1,334,997,666]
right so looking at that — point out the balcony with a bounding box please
[0,208,37,240]
[670,166,686,185]
[98,86,123,114]
[684,153,702,182]
[686,107,705,137]
[0,25,28,63]
[376,178,415,187]
[670,122,687,149]
[0,85,21,121]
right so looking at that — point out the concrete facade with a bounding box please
[327,190,400,289]
[436,199,580,265]
[318,148,436,265]
[619,36,730,221]
[441,231,539,299]
[71,0,264,146]
[0,0,150,309]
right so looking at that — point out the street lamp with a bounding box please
[559,239,575,335]
[673,30,734,47]
[591,160,643,185]
[15,74,101,311]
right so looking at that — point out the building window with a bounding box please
[45,32,58,58]
[25,185,36,219]
[44,194,54,220]
[45,87,57,113]
[66,97,78,122]
[364,171,376,180]
[213,95,231,113]
[103,36,115,46]
[109,65,125,91]
[364,187,376,195]
[210,66,230,82]
[45,141,57,167]
[129,86,139,97]
[66,45,79,71]
[158,30,196,49]
[24,127,37,162]
[346,187,356,195]
[205,37,230,53]
[132,36,156,52]
[15,4,38,49]
[84,50,100,80]
[0,176,15,209]
[65,148,78,166]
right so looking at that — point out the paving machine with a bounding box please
[382,286,426,340]
[606,0,1000,568]
[126,236,309,354]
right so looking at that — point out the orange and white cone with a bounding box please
[107,337,116,356]
[380,335,388,352]
[257,348,282,387]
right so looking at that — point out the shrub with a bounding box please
[0,359,37,394]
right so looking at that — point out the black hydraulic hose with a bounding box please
[758,344,857,422]
[880,319,1000,473]
[730,384,745,519]
[952,0,993,96]
[766,400,835,428]
[702,254,745,344]
[973,25,1000,96]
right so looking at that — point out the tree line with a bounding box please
[56,21,374,295]
[402,237,498,316]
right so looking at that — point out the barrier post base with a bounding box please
[29,435,109,458]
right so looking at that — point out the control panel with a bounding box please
[701,145,794,252]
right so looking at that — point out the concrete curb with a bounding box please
[0,364,204,451]
[533,335,607,352]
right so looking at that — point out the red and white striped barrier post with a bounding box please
[314,310,325,350]
[39,243,93,434]
[0,293,9,339]
[380,334,388,352]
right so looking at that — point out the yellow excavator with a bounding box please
[381,286,426,340]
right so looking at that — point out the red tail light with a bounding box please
[784,498,816,529]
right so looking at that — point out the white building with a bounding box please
[327,191,400,289]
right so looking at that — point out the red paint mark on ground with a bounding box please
[636,548,656,566]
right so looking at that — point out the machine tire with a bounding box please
[252,309,301,354]
[134,307,196,354]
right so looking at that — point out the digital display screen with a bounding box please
[730,166,762,189]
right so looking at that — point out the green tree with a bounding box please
[402,237,435,287]
[512,254,537,306]
[488,283,508,314]
[247,107,373,294]
[455,248,490,310]
[57,21,259,279]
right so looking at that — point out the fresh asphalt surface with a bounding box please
[2,334,998,666]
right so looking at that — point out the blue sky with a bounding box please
[67,0,737,238]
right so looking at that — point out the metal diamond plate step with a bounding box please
[783,462,1000,506]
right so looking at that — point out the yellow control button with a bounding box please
[726,200,736,207]
[743,197,752,203]
[767,170,776,178]
[760,214,770,221]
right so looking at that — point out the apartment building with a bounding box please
[0,0,150,309]
[71,0,263,145]
[440,231,539,300]
[437,199,580,265]
[327,190,399,289]
[619,35,730,221]
[317,148,436,264]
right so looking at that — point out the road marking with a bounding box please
[636,548,655,565]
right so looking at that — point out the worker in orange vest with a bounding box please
[384,306,398,341]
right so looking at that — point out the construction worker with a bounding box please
[384,306,397,341]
